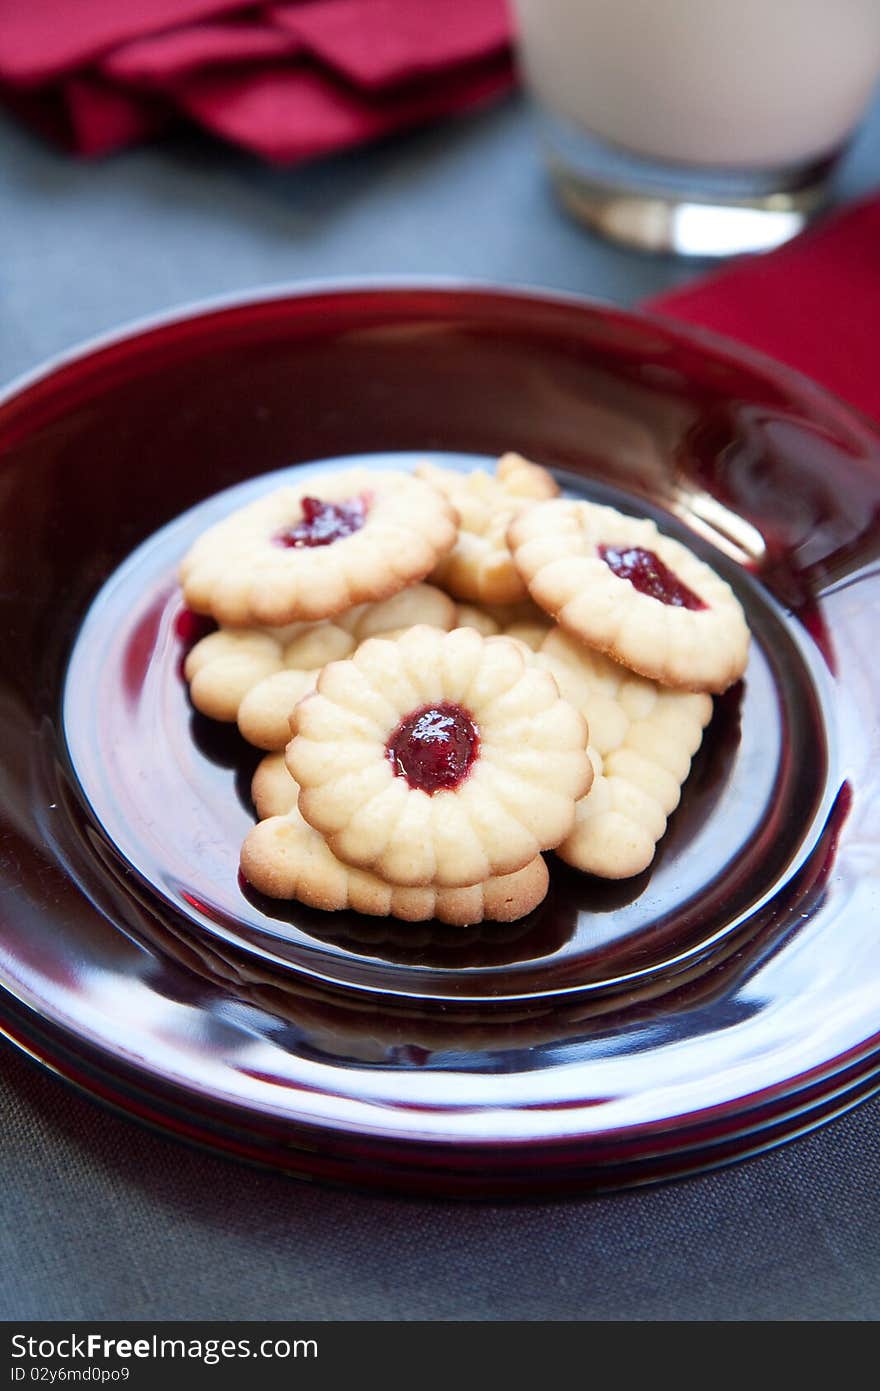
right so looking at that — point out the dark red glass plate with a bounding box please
[0,283,878,1197]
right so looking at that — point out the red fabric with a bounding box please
[0,73,169,155]
[0,1,248,84]
[645,196,880,423]
[0,0,516,162]
[103,25,301,86]
[269,0,511,90]
[61,75,170,155]
[178,57,512,163]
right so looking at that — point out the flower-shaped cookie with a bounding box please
[242,754,550,924]
[287,625,592,888]
[183,583,456,743]
[509,499,750,692]
[535,628,714,877]
[179,468,458,626]
[416,452,559,604]
[239,595,551,751]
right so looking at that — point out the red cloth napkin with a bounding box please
[0,0,515,160]
[645,195,880,424]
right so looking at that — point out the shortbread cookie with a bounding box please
[416,452,558,605]
[536,628,713,877]
[238,670,320,748]
[508,499,750,692]
[243,754,550,924]
[239,599,549,751]
[184,582,456,735]
[179,468,458,626]
[455,599,552,652]
[287,625,592,888]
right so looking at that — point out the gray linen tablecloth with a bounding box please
[2,93,880,1322]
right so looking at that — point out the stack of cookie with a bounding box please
[180,456,750,925]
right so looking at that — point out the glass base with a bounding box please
[538,109,837,257]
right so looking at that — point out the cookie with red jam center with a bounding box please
[241,753,550,925]
[286,625,592,889]
[386,702,479,794]
[275,495,369,548]
[597,544,707,611]
[508,499,750,693]
[182,582,457,741]
[179,468,458,627]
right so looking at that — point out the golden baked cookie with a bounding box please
[287,625,592,888]
[243,754,550,925]
[508,498,750,693]
[536,627,714,877]
[454,598,552,651]
[179,468,458,626]
[416,452,558,605]
[183,582,456,736]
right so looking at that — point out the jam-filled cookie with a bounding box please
[209,595,547,752]
[184,582,456,741]
[535,627,714,877]
[415,452,559,605]
[287,625,592,888]
[179,468,458,626]
[508,499,750,693]
[242,753,550,924]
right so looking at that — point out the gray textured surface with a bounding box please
[3,1044,880,1322]
[1,93,685,386]
[2,91,880,1323]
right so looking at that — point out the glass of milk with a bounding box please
[511,0,880,255]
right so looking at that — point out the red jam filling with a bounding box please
[275,494,368,548]
[599,544,707,611]
[386,702,479,795]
